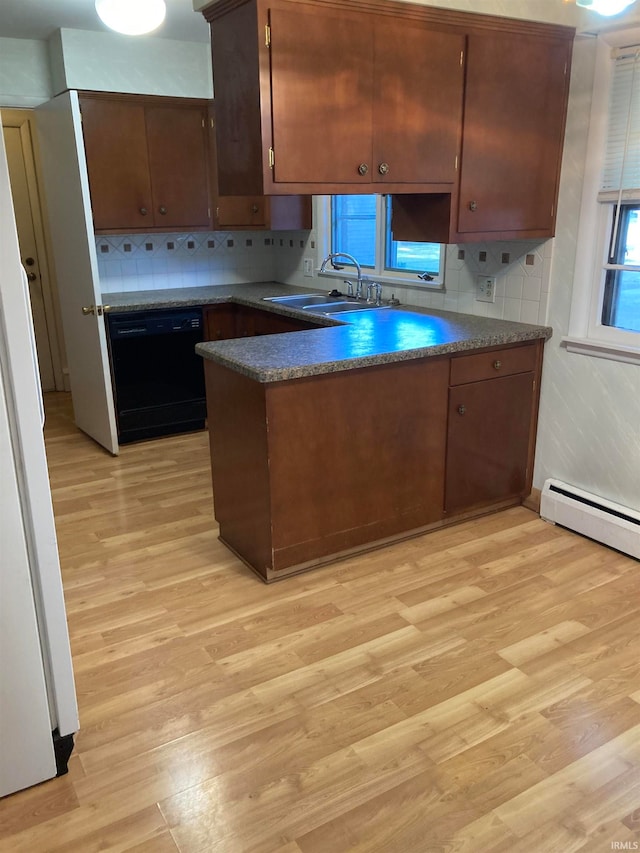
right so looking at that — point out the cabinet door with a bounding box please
[204,305,237,340]
[269,3,374,185]
[145,105,210,228]
[373,22,464,185]
[80,98,153,231]
[445,372,534,514]
[457,31,570,236]
[216,197,267,228]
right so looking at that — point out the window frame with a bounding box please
[314,195,445,291]
[565,29,640,365]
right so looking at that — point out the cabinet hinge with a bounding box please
[269,147,275,169]
[265,24,271,47]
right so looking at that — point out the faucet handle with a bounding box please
[343,279,354,297]
[374,282,383,306]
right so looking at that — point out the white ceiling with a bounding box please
[0,0,209,43]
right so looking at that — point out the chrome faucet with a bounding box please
[319,252,363,299]
[366,281,383,306]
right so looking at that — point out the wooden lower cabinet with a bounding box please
[445,342,542,514]
[204,304,319,340]
[203,334,544,581]
[205,357,450,580]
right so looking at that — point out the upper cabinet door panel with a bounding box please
[80,98,153,231]
[457,31,571,235]
[269,4,374,185]
[145,105,210,228]
[373,22,464,185]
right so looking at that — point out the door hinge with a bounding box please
[265,24,271,47]
[269,147,275,169]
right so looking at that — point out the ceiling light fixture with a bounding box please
[576,0,637,16]
[95,0,167,36]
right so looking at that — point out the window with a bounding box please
[602,204,640,333]
[567,34,640,363]
[319,194,443,287]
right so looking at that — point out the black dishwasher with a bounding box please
[107,308,206,444]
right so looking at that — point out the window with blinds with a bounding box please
[600,48,640,200]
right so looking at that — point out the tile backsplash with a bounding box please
[97,229,551,326]
[96,231,277,294]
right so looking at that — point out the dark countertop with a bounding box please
[104,282,552,383]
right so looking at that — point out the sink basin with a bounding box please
[263,294,328,307]
[302,301,387,315]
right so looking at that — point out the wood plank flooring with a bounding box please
[2,391,640,851]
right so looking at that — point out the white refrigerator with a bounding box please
[0,115,78,797]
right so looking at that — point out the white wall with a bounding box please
[49,29,212,99]
[533,37,640,511]
[0,38,52,107]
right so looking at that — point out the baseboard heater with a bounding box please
[540,478,640,560]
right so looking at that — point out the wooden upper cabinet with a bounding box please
[79,93,211,233]
[207,102,312,230]
[205,0,464,195]
[372,20,464,186]
[456,30,572,238]
[391,22,573,243]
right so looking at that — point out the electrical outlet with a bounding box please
[476,275,496,303]
[303,258,314,277]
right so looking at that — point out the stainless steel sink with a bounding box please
[302,302,387,315]
[263,294,329,307]
[263,293,387,315]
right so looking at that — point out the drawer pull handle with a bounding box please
[378,162,389,175]
[358,163,369,176]
[493,360,502,370]
[159,206,167,215]
[457,404,466,416]
[251,204,259,214]
[139,207,148,216]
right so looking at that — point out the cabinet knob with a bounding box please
[357,163,369,176]
[251,204,259,214]
[159,206,167,215]
[139,207,148,215]
[25,257,35,266]
[378,162,389,176]
[26,272,37,282]
[493,360,502,370]
[457,404,466,416]
[468,200,478,212]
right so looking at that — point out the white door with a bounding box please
[34,93,119,455]
[0,364,57,797]
[3,119,57,391]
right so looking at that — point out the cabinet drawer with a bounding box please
[450,343,538,386]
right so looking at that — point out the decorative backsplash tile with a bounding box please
[96,232,277,293]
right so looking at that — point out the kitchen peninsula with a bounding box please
[106,284,550,582]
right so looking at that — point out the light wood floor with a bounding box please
[2,392,640,852]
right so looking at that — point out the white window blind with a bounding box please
[600,47,640,201]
